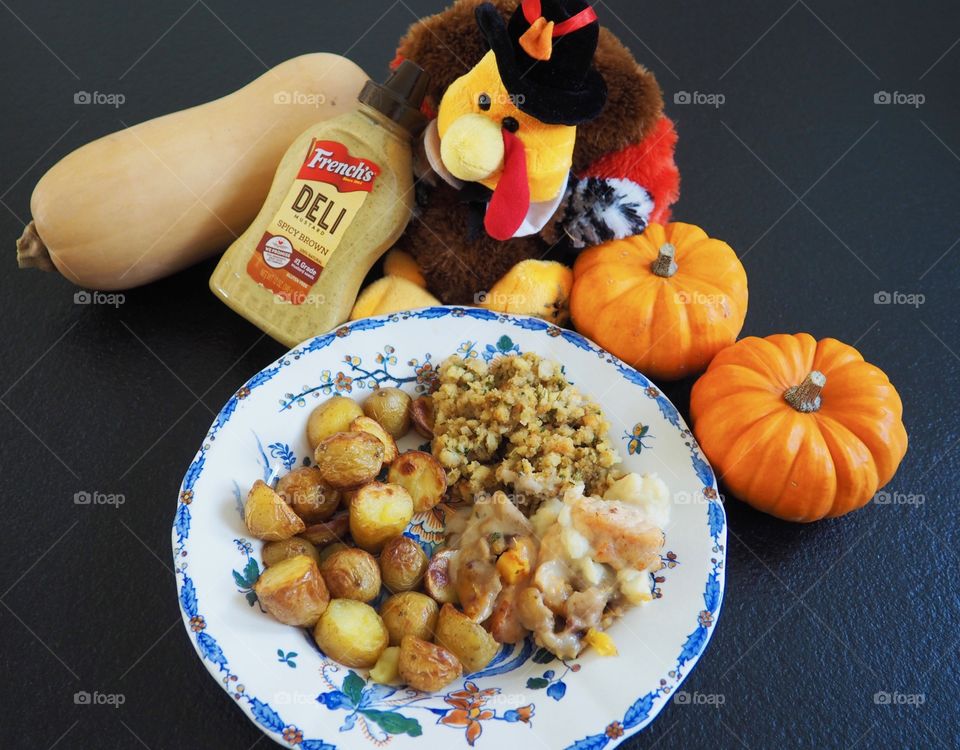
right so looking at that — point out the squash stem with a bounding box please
[651,243,678,277]
[784,370,826,413]
[16,221,55,272]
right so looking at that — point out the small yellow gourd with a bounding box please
[350,276,440,320]
[479,260,573,324]
[382,250,427,288]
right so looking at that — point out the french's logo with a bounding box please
[298,140,380,192]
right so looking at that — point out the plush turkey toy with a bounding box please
[353,0,679,318]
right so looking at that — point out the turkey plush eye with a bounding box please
[478,93,491,111]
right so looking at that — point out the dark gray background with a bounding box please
[1,1,958,748]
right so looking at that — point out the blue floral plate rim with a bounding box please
[171,306,726,750]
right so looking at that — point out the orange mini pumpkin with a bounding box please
[570,223,748,381]
[690,333,908,522]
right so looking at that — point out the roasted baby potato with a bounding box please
[409,396,435,439]
[313,599,388,668]
[306,396,363,450]
[315,431,384,489]
[369,646,403,685]
[320,547,381,602]
[275,467,340,523]
[350,416,399,464]
[300,512,349,547]
[317,541,348,564]
[387,451,447,512]
[398,635,462,692]
[261,536,321,568]
[253,554,329,627]
[380,591,439,646]
[434,603,499,673]
[363,387,412,438]
[424,549,459,604]
[349,482,414,552]
[244,480,305,541]
[379,535,428,592]
[338,488,361,512]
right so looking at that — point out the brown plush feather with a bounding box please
[393,182,543,304]
[573,27,664,173]
[395,0,508,114]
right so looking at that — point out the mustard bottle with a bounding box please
[210,62,429,347]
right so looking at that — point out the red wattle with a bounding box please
[484,129,529,240]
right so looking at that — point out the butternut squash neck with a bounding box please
[15,221,55,271]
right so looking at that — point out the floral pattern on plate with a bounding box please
[172,307,726,749]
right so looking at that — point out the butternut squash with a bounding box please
[16,54,368,290]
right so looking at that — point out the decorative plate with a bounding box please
[172,307,726,750]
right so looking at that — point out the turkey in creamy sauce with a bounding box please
[445,473,669,659]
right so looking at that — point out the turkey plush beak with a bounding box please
[484,128,529,240]
[437,113,530,240]
[439,113,504,182]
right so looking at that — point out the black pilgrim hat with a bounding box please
[475,0,607,126]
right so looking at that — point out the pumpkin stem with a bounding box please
[16,221,55,272]
[784,371,826,413]
[651,243,678,278]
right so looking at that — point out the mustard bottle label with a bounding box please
[247,139,381,304]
